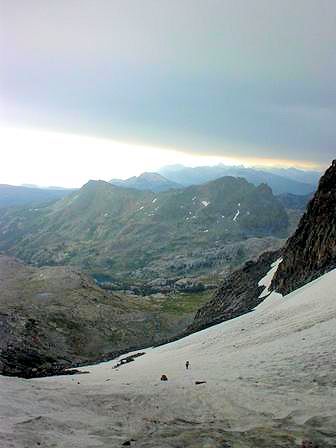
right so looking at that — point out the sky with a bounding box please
[0,0,335,186]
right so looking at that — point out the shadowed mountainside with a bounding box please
[187,250,279,333]
[271,160,336,295]
[0,255,207,377]
[276,192,313,211]
[0,184,75,208]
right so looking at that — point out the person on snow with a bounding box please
[185,360,190,370]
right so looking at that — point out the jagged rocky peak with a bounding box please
[271,160,336,295]
[256,182,273,194]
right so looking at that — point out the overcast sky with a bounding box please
[0,1,335,186]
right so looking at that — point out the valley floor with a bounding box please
[1,270,336,447]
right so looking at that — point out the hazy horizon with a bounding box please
[0,126,326,189]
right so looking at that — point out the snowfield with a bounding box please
[1,269,336,447]
[233,209,240,222]
[258,258,283,298]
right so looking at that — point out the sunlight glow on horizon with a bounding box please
[0,126,323,188]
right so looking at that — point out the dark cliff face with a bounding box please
[271,160,336,295]
[187,250,280,333]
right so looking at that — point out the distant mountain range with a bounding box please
[259,167,322,186]
[0,184,76,208]
[158,164,320,195]
[0,176,288,284]
[21,184,72,190]
[0,165,319,211]
[110,172,181,192]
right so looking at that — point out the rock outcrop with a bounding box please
[271,160,336,295]
[187,250,280,333]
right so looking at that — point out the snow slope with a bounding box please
[1,269,336,447]
[258,257,283,298]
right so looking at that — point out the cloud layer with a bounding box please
[1,0,335,166]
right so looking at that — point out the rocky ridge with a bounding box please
[272,160,336,295]
[187,250,280,333]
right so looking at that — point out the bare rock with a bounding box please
[272,160,336,295]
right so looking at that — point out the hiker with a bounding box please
[185,360,190,370]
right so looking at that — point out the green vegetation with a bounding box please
[160,291,212,314]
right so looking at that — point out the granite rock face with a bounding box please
[187,250,280,333]
[271,160,336,295]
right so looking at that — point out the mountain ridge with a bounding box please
[0,184,75,208]
[110,172,181,192]
[159,164,318,195]
[0,176,288,284]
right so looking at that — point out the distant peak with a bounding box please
[84,179,101,186]
[109,172,181,192]
[138,172,167,181]
[81,179,111,189]
[256,183,273,194]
